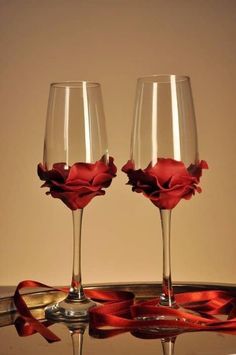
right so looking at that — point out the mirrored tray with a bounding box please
[1,282,236,355]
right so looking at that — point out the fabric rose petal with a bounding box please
[38,157,117,210]
[122,158,208,210]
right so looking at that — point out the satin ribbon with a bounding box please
[13,280,236,343]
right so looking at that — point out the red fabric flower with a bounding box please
[38,157,117,210]
[122,158,208,209]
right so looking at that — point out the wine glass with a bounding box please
[122,75,207,325]
[38,81,116,322]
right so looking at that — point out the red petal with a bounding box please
[169,174,197,188]
[51,189,105,209]
[52,163,70,178]
[147,158,187,185]
[121,160,135,173]
[199,160,208,169]
[188,160,208,180]
[68,157,116,183]
[150,193,182,209]
[92,173,113,187]
[150,185,195,209]
[38,163,69,182]
[68,163,99,182]
[66,179,90,187]
[108,157,117,175]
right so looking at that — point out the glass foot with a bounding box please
[45,297,97,322]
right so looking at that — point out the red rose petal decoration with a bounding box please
[122,158,208,210]
[147,158,187,186]
[38,157,117,210]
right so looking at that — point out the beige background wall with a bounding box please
[0,0,235,286]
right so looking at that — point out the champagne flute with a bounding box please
[123,75,207,324]
[39,81,116,322]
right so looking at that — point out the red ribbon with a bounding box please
[13,280,236,343]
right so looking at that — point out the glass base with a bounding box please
[45,297,97,322]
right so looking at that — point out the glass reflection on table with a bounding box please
[1,318,236,355]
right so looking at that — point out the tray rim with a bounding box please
[0,281,236,324]
[1,281,236,298]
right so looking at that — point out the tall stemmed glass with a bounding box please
[39,81,116,322]
[123,75,207,317]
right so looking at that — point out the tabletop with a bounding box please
[1,283,236,355]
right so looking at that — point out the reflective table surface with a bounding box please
[1,283,236,355]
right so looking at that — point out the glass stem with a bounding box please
[71,331,84,355]
[159,209,176,307]
[161,337,176,355]
[67,209,86,301]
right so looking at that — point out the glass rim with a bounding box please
[50,81,101,88]
[138,74,190,84]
